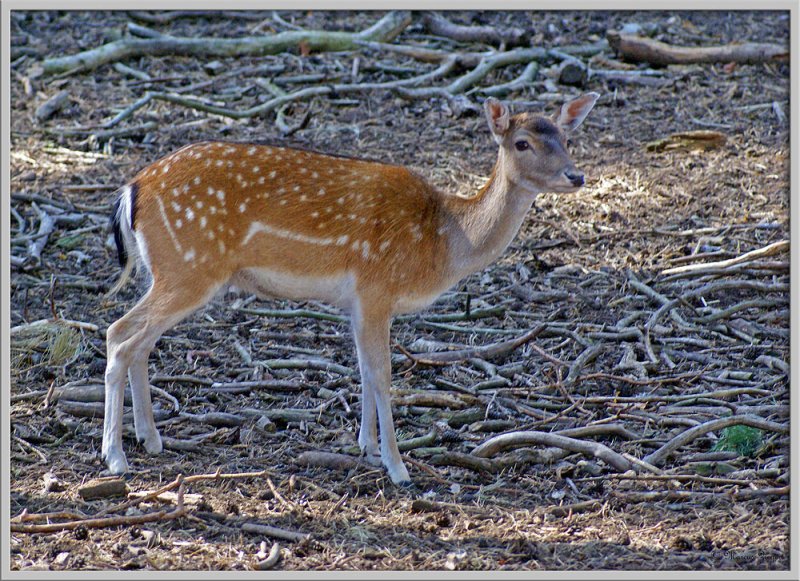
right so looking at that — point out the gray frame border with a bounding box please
[2,2,796,580]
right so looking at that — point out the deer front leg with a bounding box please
[351,302,411,485]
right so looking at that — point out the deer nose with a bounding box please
[565,171,584,187]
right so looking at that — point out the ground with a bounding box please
[8,10,790,572]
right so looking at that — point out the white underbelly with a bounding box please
[230,268,356,310]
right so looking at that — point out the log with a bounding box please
[42,11,412,75]
[607,31,788,66]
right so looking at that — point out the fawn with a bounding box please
[103,93,599,484]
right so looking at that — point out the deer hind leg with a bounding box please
[103,279,222,474]
[357,378,380,466]
[351,300,410,485]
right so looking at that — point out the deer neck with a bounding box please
[441,155,536,281]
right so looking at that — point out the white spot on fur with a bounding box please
[200,216,207,228]
[185,208,195,221]
[239,203,247,213]
[171,201,181,212]
[184,248,195,261]
[248,146,257,155]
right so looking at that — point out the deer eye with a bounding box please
[514,140,529,151]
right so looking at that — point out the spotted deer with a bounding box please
[103,93,599,484]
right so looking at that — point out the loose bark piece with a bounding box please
[607,31,788,66]
[78,478,129,501]
[557,57,587,86]
[296,451,362,471]
[254,542,282,570]
[645,130,727,152]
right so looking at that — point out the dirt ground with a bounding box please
[8,10,790,572]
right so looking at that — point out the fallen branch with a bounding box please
[481,61,538,97]
[643,415,789,467]
[43,12,411,75]
[10,317,99,336]
[401,324,545,365]
[11,476,187,533]
[607,31,788,66]
[127,10,269,24]
[471,430,634,472]
[421,11,528,47]
[242,522,310,542]
[237,306,346,323]
[661,240,789,276]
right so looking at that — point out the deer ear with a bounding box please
[484,97,510,143]
[556,92,600,132]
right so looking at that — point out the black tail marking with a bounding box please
[110,195,128,268]
[130,182,138,231]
